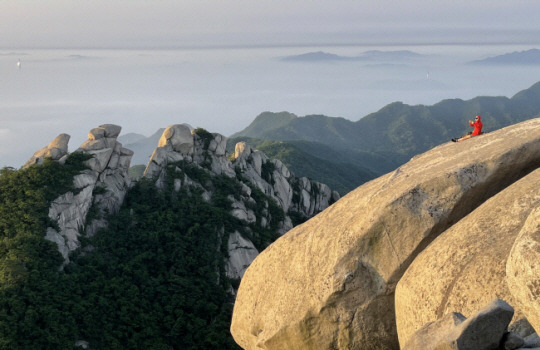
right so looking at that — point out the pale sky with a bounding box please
[2,0,540,168]
[2,0,540,49]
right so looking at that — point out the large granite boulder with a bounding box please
[507,206,540,332]
[231,118,540,350]
[395,167,540,346]
[158,124,194,155]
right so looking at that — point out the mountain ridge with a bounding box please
[3,82,540,349]
[233,81,540,184]
[0,123,339,348]
[280,50,426,62]
[469,48,540,65]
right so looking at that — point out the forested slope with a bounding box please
[0,156,242,349]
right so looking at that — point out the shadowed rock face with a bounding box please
[231,118,540,350]
[402,299,515,350]
[395,167,540,347]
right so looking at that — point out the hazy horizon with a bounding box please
[2,1,540,168]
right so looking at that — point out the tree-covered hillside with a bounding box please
[0,117,337,349]
[0,156,274,349]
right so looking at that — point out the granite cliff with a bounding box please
[25,124,133,263]
[26,123,338,279]
[142,124,339,279]
[231,118,540,350]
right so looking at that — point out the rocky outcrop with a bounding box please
[233,141,339,226]
[402,299,516,350]
[231,118,540,350]
[24,133,70,168]
[402,299,540,350]
[507,206,540,332]
[144,124,236,184]
[142,125,339,280]
[33,124,133,262]
[395,167,540,347]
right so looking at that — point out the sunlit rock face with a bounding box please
[24,133,71,168]
[231,118,540,350]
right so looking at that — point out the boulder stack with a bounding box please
[402,299,516,350]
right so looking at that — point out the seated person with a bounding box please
[452,115,483,142]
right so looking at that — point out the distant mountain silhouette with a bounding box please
[119,128,165,166]
[469,49,540,65]
[281,51,357,62]
[118,132,146,145]
[280,50,426,62]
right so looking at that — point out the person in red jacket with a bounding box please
[452,115,483,142]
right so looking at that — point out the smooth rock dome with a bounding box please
[231,118,540,350]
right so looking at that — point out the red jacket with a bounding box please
[469,116,483,136]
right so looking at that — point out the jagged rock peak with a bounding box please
[232,141,339,215]
[77,124,133,173]
[142,125,340,281]
[233,141,252,160]
[39,124,133,263]
[23,133,71,168]
[144,124,234,182]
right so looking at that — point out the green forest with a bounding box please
[0,154,286,349]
